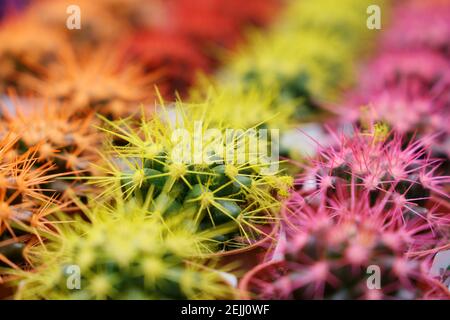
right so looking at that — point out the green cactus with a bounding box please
[90,101,292,252]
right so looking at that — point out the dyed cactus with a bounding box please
[0,17,64,92]
[222,0,388,122]
[9,195,234,300]
[0,134,63,274]
[90,102,292,252]
[382,1,450,56]
[0,96,100,197]
[241,188,448,299]
[120,31,211,99]
[338,0,450,161]
[241,124,450,300]
[21,47,158,119]
[189,82,296,130]
[298,125,450,225]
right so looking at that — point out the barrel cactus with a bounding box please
[1,96,100,198]
[91,102,292,252]
[10,194,235,300]
[0,134,63,275]
[241,187,447,299]
[298,125,450,226]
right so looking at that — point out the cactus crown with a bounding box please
[299,126,450,226]
[259,189,441,300]
[22,47,158,119]
[90,101,292,252]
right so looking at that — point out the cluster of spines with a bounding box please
[241,126,450,300]
[242,190,447,299]
[0,133,64,278]
[88,103,292,252]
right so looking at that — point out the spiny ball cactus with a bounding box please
[189,80,296,131]
[299,125,450,225]
[22,47,158,119]
[10,195,235,300]
[0,134,63,274]
[241,188,447,299]
[0,17,64,92]
[382,1,450,55]
[92,103,292,252]
[1,96,100,197]
[224,0,388,121]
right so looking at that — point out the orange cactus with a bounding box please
[21,46,161,118]
[0,134,64,274]
[23,0,128,46]
[1,94,101,197]
[0,16,64,92]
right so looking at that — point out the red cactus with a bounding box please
[119,0,282,98]
[119,31,210,98]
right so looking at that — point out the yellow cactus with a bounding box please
[8,193,235,300]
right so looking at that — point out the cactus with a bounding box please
[189,82,296,130]
[0,134,63,274]
[1,96,100,198]
[90,101,292,252]
[21,47,158,119]
[349,85,450,138]
[339,1,450,159]
[358,50,450,100]
[9,194,235,300]
[119,0,281,98]
[119,31,211,99]
[0,17,64,92]
[298,125,450,225]
[222,0,388,122]
[241,126,449,300]
[241,187,447,299]
[382,1,450,55]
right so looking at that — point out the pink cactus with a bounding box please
[382,2,450,56]
[240,128,450,300]
[241,185,449,299]
[338,90,450,160]
[359,50,449,95]
[338,49,450,143]
[337,1,450,155]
